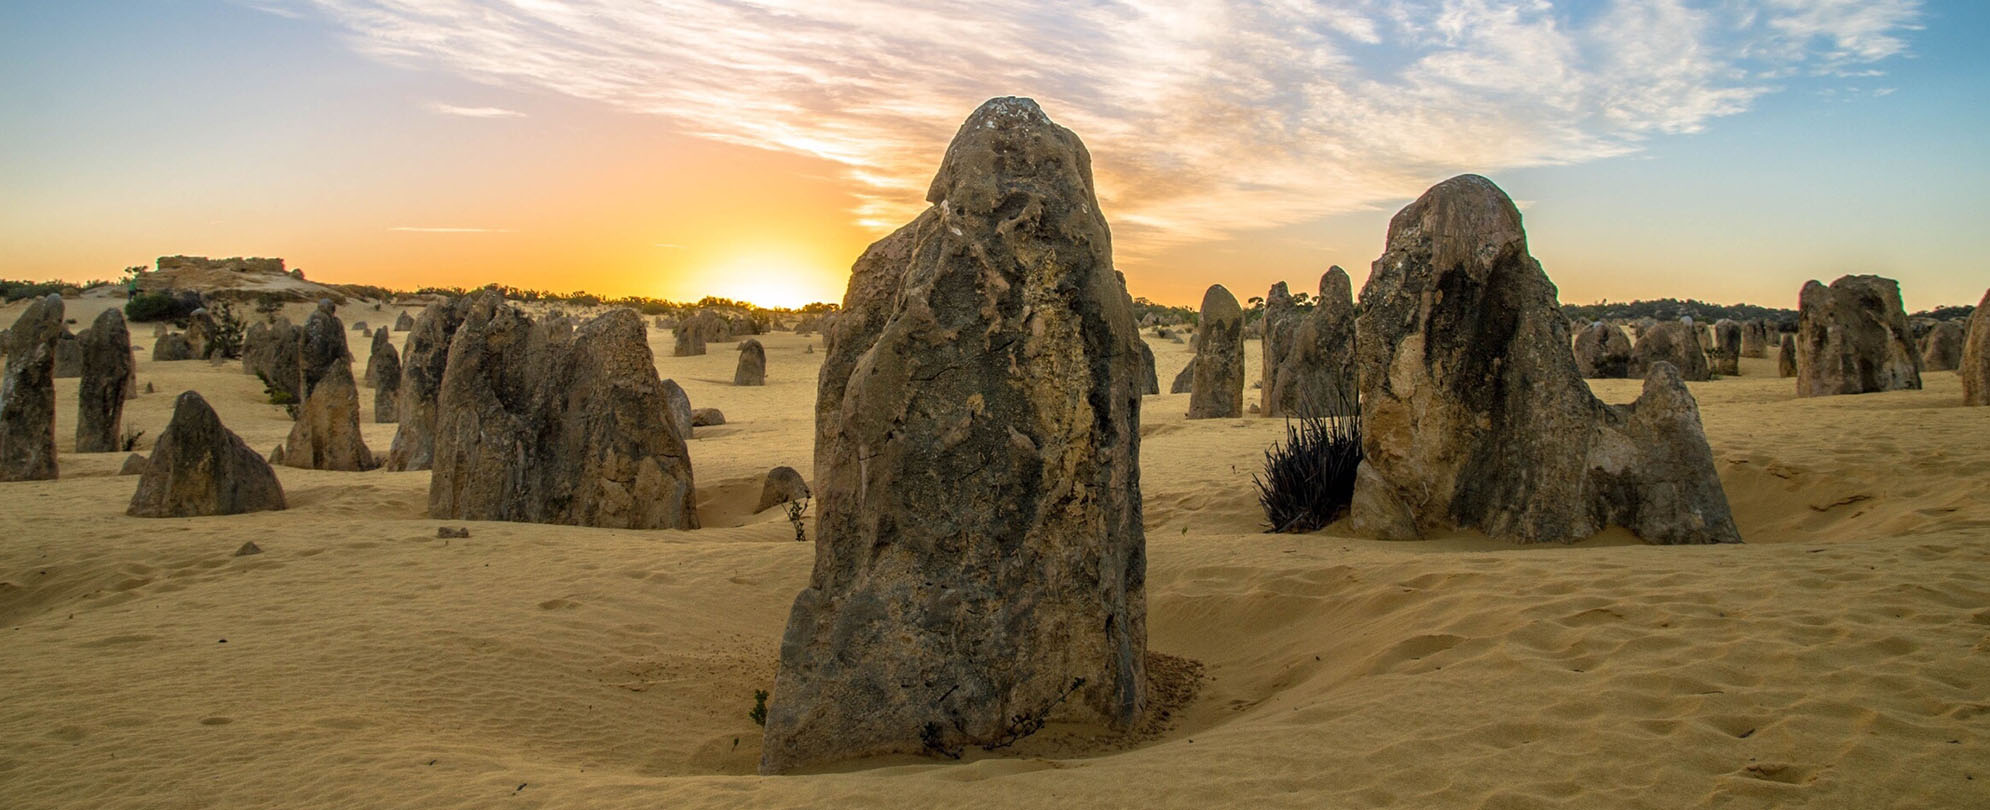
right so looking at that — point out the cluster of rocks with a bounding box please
[281,301,374,471]
[1347,175,1739,546]
[383,296,472,470]
[673,308,763,356]
[764,98,1146,774]
[426,291,697,530]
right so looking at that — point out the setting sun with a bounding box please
[690,248,845,309]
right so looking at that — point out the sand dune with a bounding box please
[1,297,1985,808]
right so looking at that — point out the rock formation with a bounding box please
[75,309,133,453]
[1573,321,1633,379]
[185,309,217,360]
[1961,289,1990,406]
[298,300,350,398]
[1266,267,1357,415]
[1258,281,1301,413]
[1169,356,1196,394]
[1630,320,1711,381]
[153,333,195,361]
[383,297,469,471]
[429,295,697,529]
[734,338,766,386]
[394,311,415,331]
[755,465,810,513]
[1779,334,1797,378]
[1349,175,1738,546]
[242,318,303,405]
[1795,275,1921,397]
[1919,321,1964,372]
[1138,340,1159,395]
[127,391,286,517]
[52,330,82,378]
[660,379,694,441]
[1,295,62,481]
[372,347,400,424]
[282,361,374,471]
[118,453,147,475]
[1741,321,1770,358]
[672,320,707,356]
[1711,320,1742,376]
[363,327,393,387]
[1187,284,1243,419]
[764,98,1146,774]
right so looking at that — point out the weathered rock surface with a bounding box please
[127,391,286,517]
[185,309,217,360]
[394,311,415,331]
[153,333,196,361]
[76,309,133,453]
[1631,321,1712,381]
[1258,281,1301,413]
[764,98,1146,774]
[1961,289,1990,406]
[734,338,766,386]
[372,346,401,424]
[1919,321,1964,372]
[363,327,393,387]
[1266,267,1357,416]
[1711,319,1742,376]
[383,298,469,471]
[672,320,707,356]
[298,300,350,399]
[690,407,725,427]
[242,318,303,406]
[1779,334,1797,377]
[429,296,697,529]
[1348,174,1738,546]
[1187,284,1243,419]
[1795,275,1921,397]
[755,465,811,513]
[1,295,63,481]
[282,362,374,471]
[118,453,147,475]
[1573,321,1633,379]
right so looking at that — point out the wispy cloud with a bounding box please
[389,226,513,233]
[283,1,1921,255]
[427,102,526,118]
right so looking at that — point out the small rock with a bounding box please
[234,541,263,556]
[437,526,470,539]
[691,407,726,427]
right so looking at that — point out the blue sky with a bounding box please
[2,1,1984,308]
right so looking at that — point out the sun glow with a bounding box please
[693,249,843,309]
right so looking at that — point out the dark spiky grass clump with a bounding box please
[1253,391,1362,533]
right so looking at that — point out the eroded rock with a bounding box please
[1795,275,1921,397]
[76,309,133,453]
[128,391,285,517]
[1187,284,1243,419]
[1,295,62,481]
[1265,267,1357,415]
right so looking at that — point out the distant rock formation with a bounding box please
[1169,355,1196,394]
[1711,319,1742,376]
[384,297,469,471]
[75,309,133,453]
[136,256,345,304]
[1919,321,1964,372]
[672,319,707,356]
[1266,267,1357,415]
[363,327,393,388]
[153,333,196,362]
[241,318,303,406]
[1,295,62,481]
[1187,284,1243,419]
[282,361,374,471]
[51,330,82,378]
[1961,289,1990,406]
[734,338,766,385]
[429,294,697,529]
[1348,175,1738,545]
[1258,281,1300,413]
[1137,340,1160,395]
[764,98,1146,774]
[1573,321,1633,379]
[298,300,350,398]
[755,465,810,513]
[127,391,286,517]
[1631,321,1711,381]
[394,311,415,331]
[690,407,724,427]
[1741,320,1770,358]
[660,378,694,441]
[1795,275,1921,397]
[372,346,401,424]
[1778,334,1797,378]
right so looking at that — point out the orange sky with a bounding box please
[3,1,1984,311]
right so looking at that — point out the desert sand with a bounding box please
[1,294,1986,809]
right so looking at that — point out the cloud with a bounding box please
[388,226,513,233]
[282,1,1921,256]
[427,102,527,118]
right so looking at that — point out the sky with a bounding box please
[1,0,1984,310]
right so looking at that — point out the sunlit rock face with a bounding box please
[1266,267,1357,416]
[128,391,286,518]
[1795,275,1921,398]
[763,97,1147,774]
[384,297,470,471]
[1349,174,1739,546]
